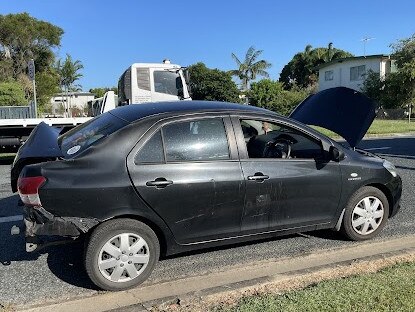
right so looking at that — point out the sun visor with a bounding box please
[289,87,376,148]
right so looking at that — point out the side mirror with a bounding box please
[330,146,345,162]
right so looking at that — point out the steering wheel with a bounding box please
[263,139,292,159]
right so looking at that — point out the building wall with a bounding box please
[51,93,95,116]
[318,58,391,91]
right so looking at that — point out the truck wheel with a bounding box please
[341,186,389,241]
[85,218,159,291]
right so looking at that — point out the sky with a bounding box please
[1,0,414,90]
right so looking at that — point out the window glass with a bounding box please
[163,119,229,162]
[153,70,182,96]
[135,130,164,164]
[350,65,366,81]
[137,68,151,91]
[59,112,128,158]
[325,70,333,81]
[241,119,323,160]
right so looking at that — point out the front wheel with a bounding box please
[341,186,389,241]
[85,218,160,291]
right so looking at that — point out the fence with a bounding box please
[375,108,414,120]
[0,102,35,119]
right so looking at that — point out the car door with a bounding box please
[231,116,342,233]
[150,69,182,102]
[127,115,245,245]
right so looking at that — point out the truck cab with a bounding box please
[118,60,191,105]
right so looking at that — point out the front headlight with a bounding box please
[383,160,397,177]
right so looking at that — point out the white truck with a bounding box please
[0,60,191,148]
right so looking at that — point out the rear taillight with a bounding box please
[17,176,46,207]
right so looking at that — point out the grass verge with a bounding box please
[218,260,415,312]
[314,119,415,139]
[0,153,15,159]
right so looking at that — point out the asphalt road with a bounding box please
[1,135,414,307]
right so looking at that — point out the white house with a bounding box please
[50,92,95,116]
[318,54,395,92]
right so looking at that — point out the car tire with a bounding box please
[85,218,159,291]
[341,186,389,241]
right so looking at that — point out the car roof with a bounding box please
[109,101,277,123]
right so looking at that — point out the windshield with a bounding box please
[58,112,128,158]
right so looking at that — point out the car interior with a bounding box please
[240,119,323,160]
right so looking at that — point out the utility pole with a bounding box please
[28,59,38,118]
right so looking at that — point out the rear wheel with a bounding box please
[85,218,159,291]
[341,186,389,241]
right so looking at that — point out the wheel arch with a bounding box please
[100,214,169,257]
[335,182,393,231]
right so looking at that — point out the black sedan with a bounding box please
[15,87,402,291]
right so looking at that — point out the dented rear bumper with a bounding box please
[23,206,99,251]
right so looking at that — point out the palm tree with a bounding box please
[56,54,83,117]
[230,46,272,91]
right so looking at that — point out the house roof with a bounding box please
[316,54,392,70]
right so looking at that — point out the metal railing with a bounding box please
[0,102,35,119]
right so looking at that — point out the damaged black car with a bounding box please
[12,87,402,291]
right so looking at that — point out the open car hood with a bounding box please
[289,87,376,148]
[17,122,63,159]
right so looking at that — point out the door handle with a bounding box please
[146,178,173,188]
[247,173,269,182]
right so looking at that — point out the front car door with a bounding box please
[127,115,245,245]
[231,115,342,233]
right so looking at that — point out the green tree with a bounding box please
[0,13,64,111]
[188,62,240,102]
[279,44,353,89]
[57,54,83,92]
[392,34,415,105]
[56,54,83,116]
[0,13,63,78]
[89,87,118,98]
[362,34,415,109]
[36,68,60,112]
[229,46,272,91]
[249,79,310,116]
[0,80,26,106]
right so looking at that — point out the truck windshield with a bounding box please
[58,112,128,158]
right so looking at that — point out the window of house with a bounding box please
[163,118,229,162]
[325,70,334,81]
[240,119,323,160]
[135,130,165,164]
[350,65,366,81]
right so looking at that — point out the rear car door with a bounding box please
[231,116,342,233]
[127,115,245,245]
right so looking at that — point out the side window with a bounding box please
[135,130,164,164]
[153,71,182,95]
[163,118,230,162]
[240,119,323,160]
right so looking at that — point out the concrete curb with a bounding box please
[19,234,415,312]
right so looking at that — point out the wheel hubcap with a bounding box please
[98,233,150,283]
[351,196,384,235]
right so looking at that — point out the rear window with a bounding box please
[59,113,128,157]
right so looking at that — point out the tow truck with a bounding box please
[0,60,191,148]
